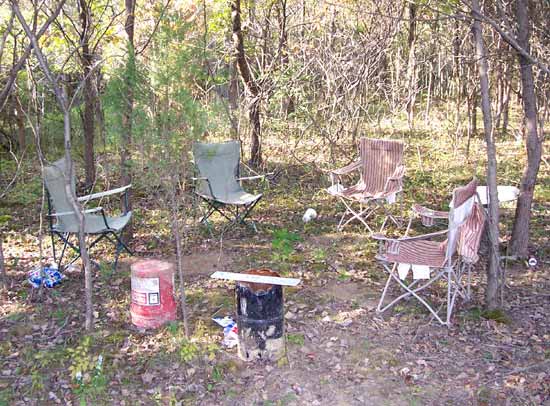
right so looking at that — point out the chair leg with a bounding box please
[57,232,79,270]
[377,265,449,325]
[50,230,57,264]
[113,240,123,271]
[203,195,262,233]
[112,232,133,255]
[337,198,374,232]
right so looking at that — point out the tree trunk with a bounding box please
[471,0,501,310]
[231,0,262,167]
[121,0,136,238]
[0,234,5,289]
[14,94,26,151]
[406,1,417,130]
[509,0,543,258]
[277,0,294,116]
[501,60,512,136]
[12,1,95,330]
[168,173,190,337]
[79,0,96,189]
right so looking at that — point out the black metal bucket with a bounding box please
[235,269,285,362]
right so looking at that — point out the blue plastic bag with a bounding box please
[28,265,65,288]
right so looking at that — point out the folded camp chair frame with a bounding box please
[373,233,475,326]
[192,176,263,231]
[372,180,484,326]
[330,175,405,233]
[328,138,405,234]
[191,141,268,232]
[46,180,133,271]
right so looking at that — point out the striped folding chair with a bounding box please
[327,138,405,233]
[372,179,486,326]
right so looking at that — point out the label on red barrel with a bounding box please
[131,276,160,306]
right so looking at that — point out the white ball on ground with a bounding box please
[302,208,317,223]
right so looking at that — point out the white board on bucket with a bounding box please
[210,271,301,287]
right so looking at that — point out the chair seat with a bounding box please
[198,191,262,205]
[376,239,447,268]
[54,211,132,234]
[330,182,394,201]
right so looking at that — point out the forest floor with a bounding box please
[0,133,549,405]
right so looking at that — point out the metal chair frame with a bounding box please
[46,182,133,271]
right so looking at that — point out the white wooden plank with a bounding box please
[210,271,301,287]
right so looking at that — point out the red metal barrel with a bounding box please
[130,259,177,328]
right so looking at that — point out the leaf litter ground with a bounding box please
[0,134,549,405]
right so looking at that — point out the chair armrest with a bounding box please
[372,229,448,243]
[84,207,103,214]
[412,204,448,219]
[190,176,216,199]
[372,229,448,257]
[78,184,132,202]
[329,160,361,176]
[48,207,103,217]
[237,173,273,181]
[383,164,405,195]
[388,164,405,180]
[396,229,448,241]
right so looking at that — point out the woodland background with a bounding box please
[0,0,548,405]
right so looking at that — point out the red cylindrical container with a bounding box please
[130,259,177,328]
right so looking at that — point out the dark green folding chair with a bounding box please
[43,158,133,270]
[192,141,266,231]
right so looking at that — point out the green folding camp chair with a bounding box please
[192,141,265,231]
[43,158,133,270]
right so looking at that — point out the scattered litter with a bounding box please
[28,265,65,288]
[528,257,537,267]
[212,316,238,348]
[302,208,317,223]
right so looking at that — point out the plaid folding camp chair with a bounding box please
[327,138,405,233]
[372,179,485,326]
[192,141,265,231]
[44,158,133,270]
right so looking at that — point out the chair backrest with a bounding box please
[192,141,242,199]
[445,179,485,263]
[43,158,78,230]
[359,138,404,192]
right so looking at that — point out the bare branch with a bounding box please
[460,0,550,76]
[0,0,66,112]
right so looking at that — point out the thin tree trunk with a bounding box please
[168,174,190,337]
[471,0,501,310]
[12,0,95,329]
[121,0,136,238]
[501,60,512,136]
[509,0,543,257]
[406,1,417,129]
[0,1,66,112]
[0,234,5,289]
[14,94,26,151]
[278,0,294,116]
[79,0,96,189]
[231,0,262,166]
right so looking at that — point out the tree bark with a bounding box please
[405,1,417,129]
[231,0,262,166]
[0,233,5,289]
[14,94,26,151]
[509,0,543,257]
[79,0,96,189]
[120,0,136,238]
[12,0,95,329]
[471,0,501,310]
